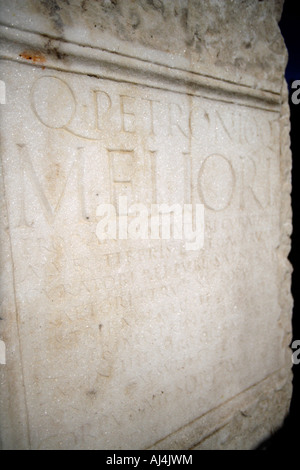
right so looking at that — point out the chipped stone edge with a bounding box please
[277,80,294,397]
[146,368,291,450]
[278,81,293,358]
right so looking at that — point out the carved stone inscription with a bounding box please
[1,62,282,449]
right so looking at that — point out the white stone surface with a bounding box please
[0,0,292,450]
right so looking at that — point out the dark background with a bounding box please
[256,0,300,450]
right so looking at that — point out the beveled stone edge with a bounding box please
[0,24,281,112]
[0,159,31,450]
[146,367,292,450]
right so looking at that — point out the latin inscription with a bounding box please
[5,67,281,369]
[13,72,279,230]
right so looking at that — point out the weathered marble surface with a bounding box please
[0,0,292,450]
[0,0,286,93]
